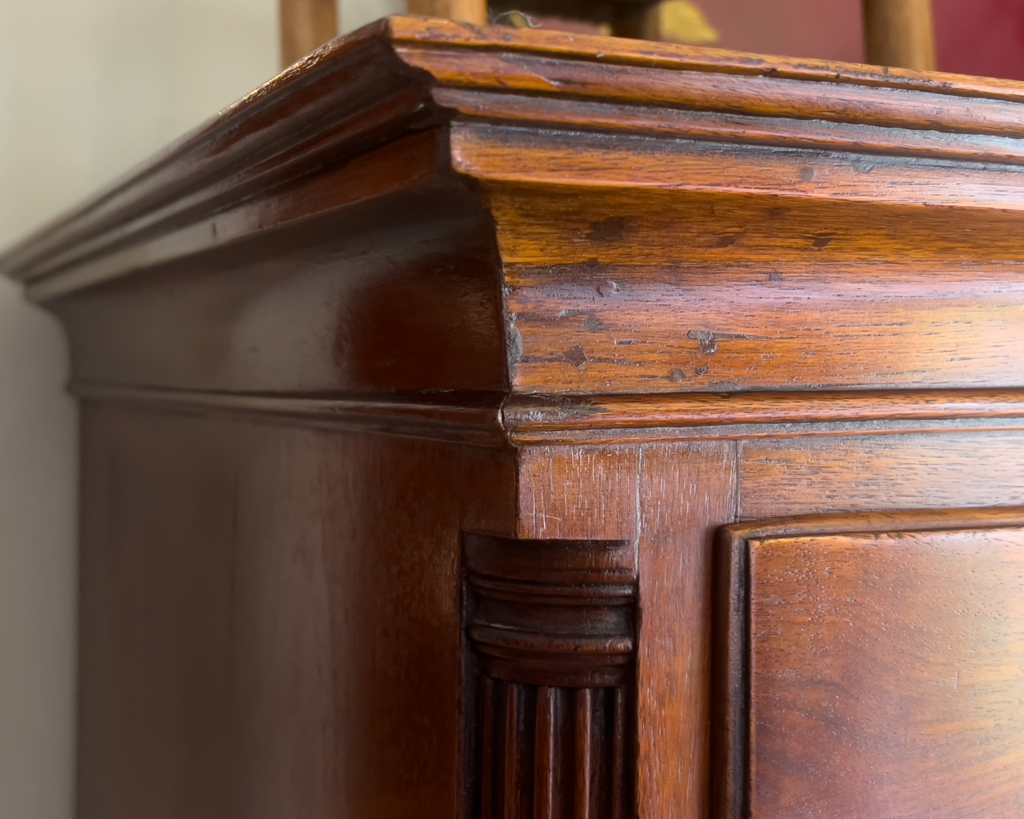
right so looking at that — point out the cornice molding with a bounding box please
[7,16,1024,295]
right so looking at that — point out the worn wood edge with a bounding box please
[507,418,1024,445]
[71,382,506,446]
[22,93,442,294]
[388,16,1024,103]
[9,16,1024,288]
[454,123,1024,213]
[412,45,1024,143]
[502,391,1024,431]
[436,87,1024,168]
[22,133,450,303]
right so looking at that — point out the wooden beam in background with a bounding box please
[862,0,936,70]
[407,0,488,25]
[281,0,339,69]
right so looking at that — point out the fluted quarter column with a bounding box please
[464,535,638,819]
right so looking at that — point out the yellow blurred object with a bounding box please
[659,0,720,44]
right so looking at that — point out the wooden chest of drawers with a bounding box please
[3,16,1024,819]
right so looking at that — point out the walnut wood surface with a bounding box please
[77,403,517,819]
[5,17,1024,397]
[636,443,737,819]
[715,510,1024,819]
[5,15,1024,819]
[465,535,637,818]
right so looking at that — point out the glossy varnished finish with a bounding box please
[464,535,637,819]
[5,16,1024,819]
[77,403,515,819]
[715,510,1024,819]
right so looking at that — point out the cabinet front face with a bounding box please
[714,511,1024,819]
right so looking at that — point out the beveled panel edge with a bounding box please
[711,506,1024,819]
[70,383,1024,445]
[722,506,1024,543]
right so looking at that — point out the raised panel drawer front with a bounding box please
[714,509,1024,819]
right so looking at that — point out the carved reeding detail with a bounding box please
[465,534,637,819]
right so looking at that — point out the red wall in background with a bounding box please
[691,0,1024,80]
[934,0,1024,80]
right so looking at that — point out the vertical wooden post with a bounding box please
[407,0,488,25]
[280,0,339,69]
[862,0,936,70]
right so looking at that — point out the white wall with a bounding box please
[0,0,411,815]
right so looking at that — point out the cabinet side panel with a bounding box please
[77,405,239,819]
[636,442,738,819]
[77,403,495,819]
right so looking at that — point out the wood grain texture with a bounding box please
[77,403,512,819]
[740,431,1024,518]
[465,535,638,818]
[502,253,1024,394]
[636,442,737,819]
[49,172,508,395]
[12,16,1024,819]
[502,390,1024,440]
[716,509,1024,819]
[516,446,640,541]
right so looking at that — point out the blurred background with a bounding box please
[1,0,1023,816]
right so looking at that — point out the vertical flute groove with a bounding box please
[611,687,626,819]
[505,683,521,819]
[535,687,557,819]
[480,677,495,819]
[574,689,593,819]
[465,535,636,819]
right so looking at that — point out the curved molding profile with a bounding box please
[713,507,1024,819]
[500,390,1024,443]
[70,382,1024,444]
[464,534,638,819]
[9,16,1024,296]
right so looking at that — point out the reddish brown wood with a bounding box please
[465,535,637,819]
[636,442,737,819]
[77,404,483,819]
[715,509,1024,819]
[740,432,1024,518]
[6,15,1024,819]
